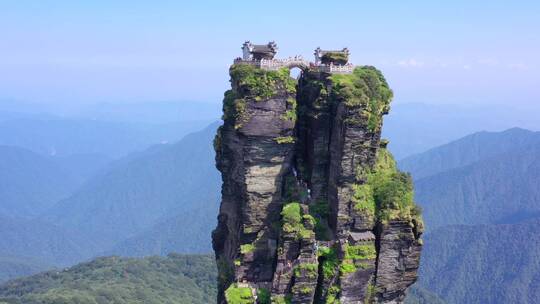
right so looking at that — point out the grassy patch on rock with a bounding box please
[329,66,393,132]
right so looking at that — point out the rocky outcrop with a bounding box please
[213,59,423,304]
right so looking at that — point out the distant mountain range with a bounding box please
[3,100,540,159]
[383,103,540,159]
[0,215,102,266]
[2,101,540,303]
[398,128,540,303]
[0,117,213,158]
[401,128,540,230]
[0,99,222,124]
[109,205,217,257]
[400,127,540,179]
[0,123,221,282]
[0,145,109,218]
[42,123,221,246]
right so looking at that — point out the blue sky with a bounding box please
[0,0,539,106]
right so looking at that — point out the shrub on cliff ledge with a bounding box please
[225,284,255,304]
[221,90,247,129]
[318,246,339,279]
[274,136,295,144]
[356,148,422,226]
[281,202,314,240]
[230,64,296,100]
[330,66,393,132]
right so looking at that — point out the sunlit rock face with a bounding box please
[213,61,423,304]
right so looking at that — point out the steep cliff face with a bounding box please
[213,63,423,304]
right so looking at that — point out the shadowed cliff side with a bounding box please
[213,60,423,304]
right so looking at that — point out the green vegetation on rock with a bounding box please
[339,243,377,275]
[217,256,234,294]
[326,285,341,304]
[309,200,332,240]
[329,66,393,132]
[257,288,271,304]
[344,244,376,260]
[352,183,376,216]
[281,203,314,240]
[281,97,297,122]
[225,284,255,304]
[224,65,297,129]
[271,294,292,304]
[317,246,339,279]
[354,148,423,227]
[213,126,223,152]
[230,64,296,100]
[364,283,376,304]
[274,136,295,144]
[240,244,255,255]
[294,263,318,279]
[222,90,247,129]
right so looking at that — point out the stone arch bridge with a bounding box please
[233,56,354,74]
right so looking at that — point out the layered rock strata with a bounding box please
[213,62,423,304]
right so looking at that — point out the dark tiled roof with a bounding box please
[320,50,347,55]
[252,44,275,53]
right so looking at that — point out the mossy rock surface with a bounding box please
[329,66,393,132]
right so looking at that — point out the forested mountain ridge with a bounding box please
[0,254,217,304]
[108,205,217,256]
[418,219,540,304]
[42,123,221,247]
[399,127,540,179]
[0,256,52,285]
[0,145,106,218]
[413,140,540,230]
[0,215,103,267]
[400,128,540,303]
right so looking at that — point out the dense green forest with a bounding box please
[419,220,540,303]
[0,254,217,304]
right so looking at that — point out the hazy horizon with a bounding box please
[1,1,539,106]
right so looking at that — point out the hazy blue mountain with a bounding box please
[0,255,52,284]
[414,143,540,230]
[0,215,103,267]
[405,286,446,304]
[418,219,540,304]
[0,117,213,158]
[109,205,216,257]
[7,100,540,160]
[0,254,217,304]
[0,99,221,124]
[383,103,540,159]
[50,153,113,185]
[0,146,82,218]
[77,101,221,124]
[398,128,540,303]
[399,128,540,179]
[43,123,221,246]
